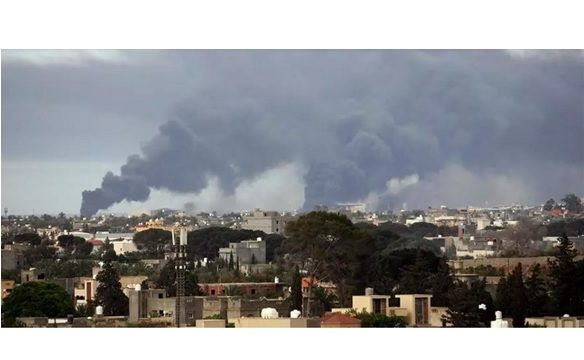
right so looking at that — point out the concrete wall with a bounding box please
[234,317,321,328]
[1,249,24,270]
[196,319,226,328]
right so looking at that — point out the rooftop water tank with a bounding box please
[290,310,301,319]
[261,308,279,319]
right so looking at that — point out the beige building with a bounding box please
[240,210,292,235]
[233,317,320,328]
[333,288,447,327]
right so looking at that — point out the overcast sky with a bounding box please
[2,50,583,215]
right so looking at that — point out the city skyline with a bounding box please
[2,50,583,215]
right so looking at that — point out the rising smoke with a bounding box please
[80,50,584,216]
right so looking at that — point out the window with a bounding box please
[251,289,256,295]
[158,293,163,299]
[372,298,387,314]
[188,313,194,319]
[211,289,216,295]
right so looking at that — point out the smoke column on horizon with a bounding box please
[80,51,584,216]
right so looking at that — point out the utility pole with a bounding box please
[173,228,187,328]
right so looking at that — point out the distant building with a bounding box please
[1,247,25,270]
[240,210,291,235]
[218,238,266,265]
[112,240,138,255]
[336,203,367,213]
[200,281,287,297]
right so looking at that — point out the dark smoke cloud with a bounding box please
[80,50,584,216]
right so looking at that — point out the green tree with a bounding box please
[397,250,434,294]
[543,198,556,211]
[561,193,583,213]
[430,257,454,307]
[283,211,375,315]
[289,266,303,312]
[347,309,406,327]
[100,239,118,262]
[95,262,129,316]
[155,260,203,297]
[228,252,234,270]
[547,234,583,315]
[1,282,74,325]
[525,264,551,317]
[506,263,527,327]
[443,279,494,327]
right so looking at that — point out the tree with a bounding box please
[525,264,551,317]
[506,263,527,327]
[397,250,436,294]
[547,234,583,316]
[543,198,556,211]
[95,261,129,316]
[442,279,494,327]
[561,193,583,213]
[155,260,203,297]
[282,211,375,315]
[1,282,74,325]
[289,265,303,312]
[347,309,406,327]
[430,257,454,307]
[100,239,118,262]
[228,252,234,270]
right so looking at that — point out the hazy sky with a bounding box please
[2,50,583,215]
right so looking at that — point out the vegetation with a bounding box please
[347,309,406,327]
[442,279,494,327]
[94,261,129,316]
[1,282,75,326]
[547,234,584,316]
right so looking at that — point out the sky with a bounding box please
[1,50,583,216]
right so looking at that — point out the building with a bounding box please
[112,240,138,255]
[332,288,447,327]
[128,288,291,325]
[88,239,104,253]
[73,277,96,306]
[1,280,15,300]
[320,312,361,328]
[200,281,287,297]
[240,209,291,235]
[1,247,25,270]
[21,268,46,283]
[93,232,134,242]
[233,317,320,328]
[218,238,266,265]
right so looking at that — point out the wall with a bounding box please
[234,318,320,328]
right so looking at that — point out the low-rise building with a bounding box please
[332,288,446,327]
[1,247,25,270]
[218,238,266,265]
[240,209,292,235]
[200,281,286,297]
[112,240,138,255]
